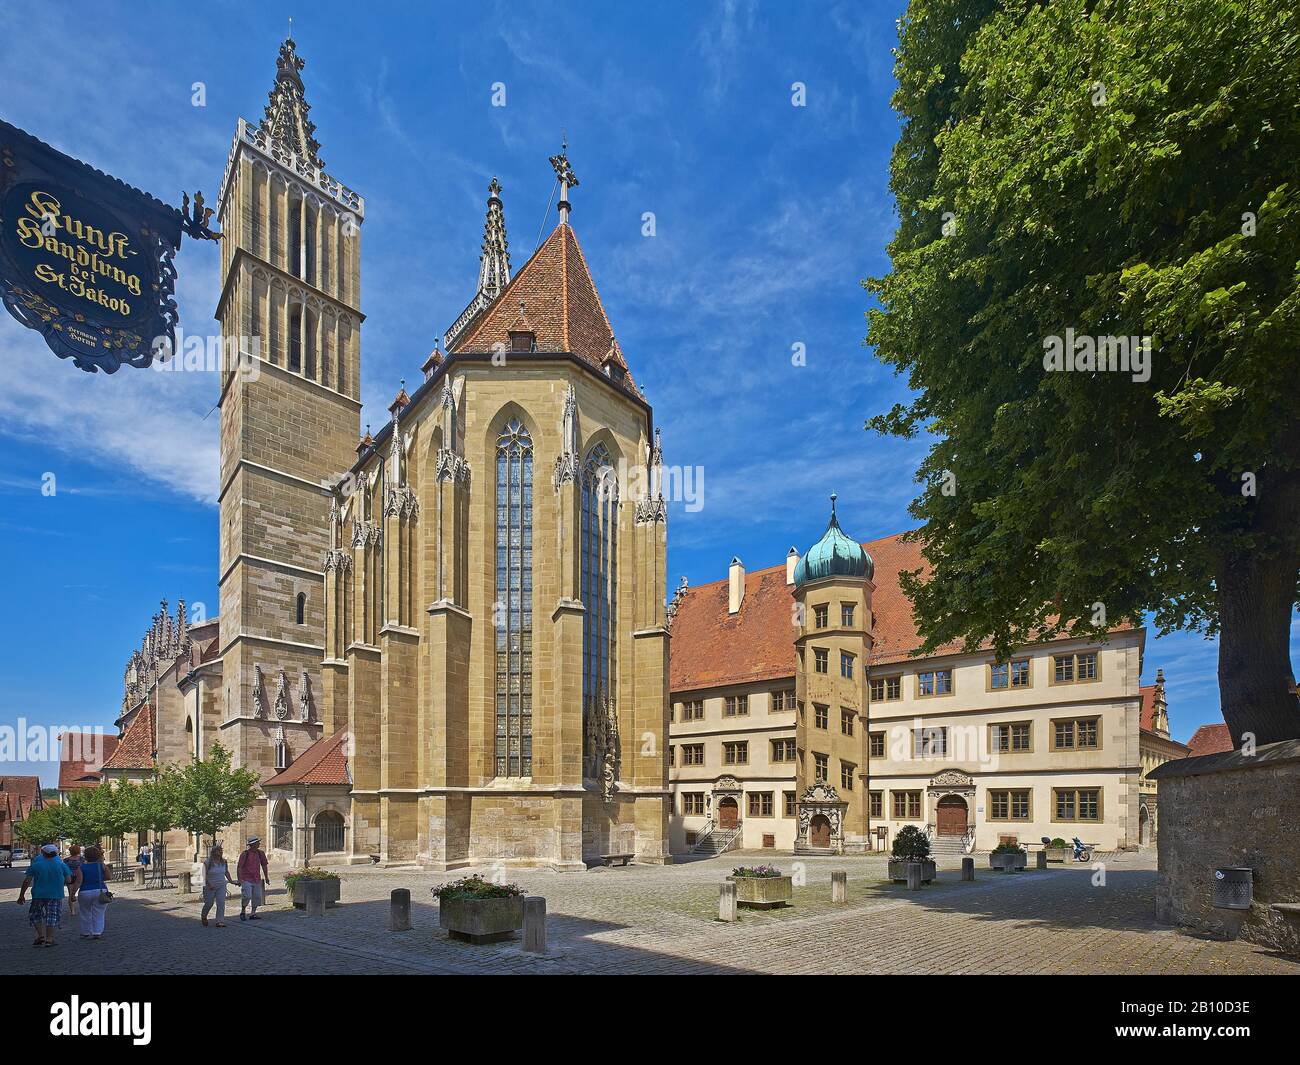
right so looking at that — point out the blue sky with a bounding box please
[0,1,1286,785]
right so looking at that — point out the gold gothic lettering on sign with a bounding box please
[13,189,143,316]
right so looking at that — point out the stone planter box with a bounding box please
[989,852,1027,872]
[1045,847,1070,864]
[439,895,524,943]
[727,875,793,909]
[888,859,936,884]
[290,878,341,908]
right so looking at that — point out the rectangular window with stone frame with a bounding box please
[869,731,886,758]
[681,699,704,721]
[682,793,706,816]
[870,675,902,702]
[840,708,854,735]
[869,791,883,818]
[813,647,829,673]
[682,743,705,766]
[840,761,856,791]
[784,791,797,817]
[771,738,797,762]
[747,792,774,818]
[771,689,795,712]
[724,695,749,717]
[814,752,829,781]
[814,604,829,628]
[814,703,829,729]
[892,790,922,819]
[723,741,748,766]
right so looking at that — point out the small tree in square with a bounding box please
[170,743,259,858]
[892,824,932,862]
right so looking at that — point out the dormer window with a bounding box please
[509,330,535,352]
[605,362,625,384]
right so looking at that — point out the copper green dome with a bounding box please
[793,493,873,587]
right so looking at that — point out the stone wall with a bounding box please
[1150,739,1300,954]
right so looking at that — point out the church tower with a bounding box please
[212,36,364,839]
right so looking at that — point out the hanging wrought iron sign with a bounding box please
[0,119,219,373]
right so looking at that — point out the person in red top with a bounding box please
[237,837,271,921]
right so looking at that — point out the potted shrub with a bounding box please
[432,874,525,943]
[989,841,1027,872]
[888,825,936,883]
[286,867,342,908]
[1045,837,1070,863]
[727,865,793,908]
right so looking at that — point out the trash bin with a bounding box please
[1212,867,1252,910]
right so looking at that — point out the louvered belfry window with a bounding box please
[495,418,534,776]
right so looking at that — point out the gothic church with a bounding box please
[107,36,671,870]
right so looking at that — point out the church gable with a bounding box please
[451,224,640,397]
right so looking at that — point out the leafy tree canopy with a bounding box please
[867,0,1299,744]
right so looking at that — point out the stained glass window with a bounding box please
[495,418,533,777]
[581,443,617,770]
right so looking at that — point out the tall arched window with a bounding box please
[289,197,302,279]
[295,592,306,625]
[495,418,533,777]
[581,442,618,768]
[289,305,302,372]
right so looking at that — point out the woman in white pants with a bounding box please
[201,845,235,927]
[77,845,110,939]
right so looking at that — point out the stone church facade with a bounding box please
[102,36,671,871]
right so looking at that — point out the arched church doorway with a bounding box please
[809,814,832,847]
[935,794,968,836]
[718,797,738,830]
[1139,805,1150,844]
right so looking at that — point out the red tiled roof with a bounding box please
[102,704,155,771]
[669,531,1141,693]
[1187,723,1233,757]
[451,223,641,397]
[264,730,350,787]
[1138,684,1158,733]
[58,732,120,791]
[0,775,45,848]
[671,533,939,692]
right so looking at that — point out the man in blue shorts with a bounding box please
[16,843,74,948]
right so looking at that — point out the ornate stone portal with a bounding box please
[927,768,976,799]
[796,782,848,852]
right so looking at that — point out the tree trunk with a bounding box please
[1216,547,1300,748]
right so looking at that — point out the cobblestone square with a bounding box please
[5,850,1296,975]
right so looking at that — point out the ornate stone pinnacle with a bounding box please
[261,36,323,169]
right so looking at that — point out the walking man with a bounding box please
[16,843,73,948]
[237,836,271,921]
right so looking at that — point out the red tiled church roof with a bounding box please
[1187,723,1233,757]
[451,223,641,397]
[58,732,120,791]
[102,704,155,771]
[264,730,350,787]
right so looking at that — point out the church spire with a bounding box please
[549,139,580,224]
[478,177,511,300]
[260,36,323,169]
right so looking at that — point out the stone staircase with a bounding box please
[927,835,971,861]
[692,827,741,856]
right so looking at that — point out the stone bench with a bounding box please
[599,853,634,867]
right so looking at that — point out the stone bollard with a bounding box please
[390,888,411,931]
[907,864,923,890]
[1036,850,1048,871]
[831,870,848,903]
[523,896,547,953]
[719,881,737,922]
[961,857,974,881]
[133,867,145,888]
[177,870,192,895]
[304,879,328,917]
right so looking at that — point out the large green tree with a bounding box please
[867,0,1299,746]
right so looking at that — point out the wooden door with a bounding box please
[718,797,738,829]
[936,795,968,836]
[809,814,831,847]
